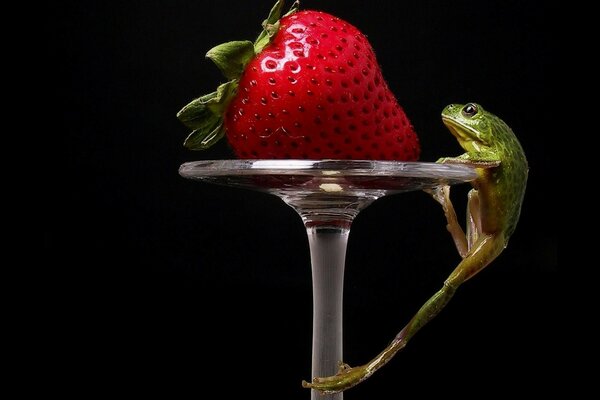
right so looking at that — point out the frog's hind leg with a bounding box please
[304,233,507,394]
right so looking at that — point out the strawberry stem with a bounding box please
[254,0,284,53]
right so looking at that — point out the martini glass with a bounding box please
[179,159,477,399]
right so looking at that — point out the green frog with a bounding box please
[303,102,529,393]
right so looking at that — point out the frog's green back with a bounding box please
[487,113,528,239]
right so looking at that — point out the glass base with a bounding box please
[179,159,477,399]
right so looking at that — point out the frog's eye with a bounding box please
[462,103,478,118]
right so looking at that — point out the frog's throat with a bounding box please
[442,115,486,153]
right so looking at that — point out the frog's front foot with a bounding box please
[424,185,449,207]
[302,362,370,394]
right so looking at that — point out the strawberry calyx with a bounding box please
[177,1,299,150]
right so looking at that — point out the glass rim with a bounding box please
[179,159,477,180]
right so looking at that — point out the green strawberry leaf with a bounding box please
[210,80,238,113]
[177,91,219,130]
[177,80,238,129]
[206,40,255,80]
[183,119,224,150]
[177,80,237,149]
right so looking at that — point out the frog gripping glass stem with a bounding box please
[304,103,529,393]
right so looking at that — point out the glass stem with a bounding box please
[306,225,350,400]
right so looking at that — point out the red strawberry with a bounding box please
[178,1,420,160]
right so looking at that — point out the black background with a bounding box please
[52,0,556,397]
